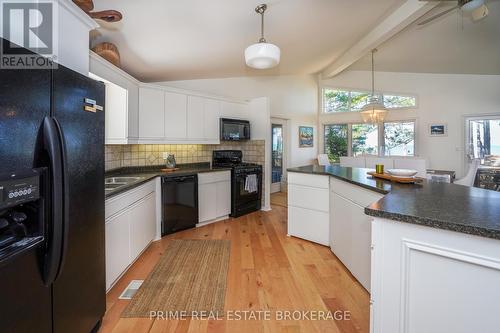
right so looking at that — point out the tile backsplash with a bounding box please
[105,141,265,171]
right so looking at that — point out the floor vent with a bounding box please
[118,280,144,300]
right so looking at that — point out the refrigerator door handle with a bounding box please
[42,116,69,285]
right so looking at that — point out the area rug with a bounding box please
[121,239,230,318]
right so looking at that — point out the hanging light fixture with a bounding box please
[360,49,387,123]
[245,4,281,69]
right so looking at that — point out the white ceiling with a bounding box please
[349,1,500,75]
[91,0,404,82]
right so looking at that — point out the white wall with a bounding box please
[157,75,320,169]
[320,71,500,177]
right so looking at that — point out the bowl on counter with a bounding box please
[386,169,418,178]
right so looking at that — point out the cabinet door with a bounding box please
[216,181,231,217]
[331,193,371,291]
[187,96,205,140]
[105,211,131,290]
[164,91,187,139]
[129,192,156,260]
[103,81,128,144]
[198,183,217,222]
[287,206,329,246]
[139,87,164,138]
[204,98,220,141]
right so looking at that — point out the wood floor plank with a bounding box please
[99,204,369,333]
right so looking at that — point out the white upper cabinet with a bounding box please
[187,96,205,140]
[137,84,222,144]
[204,99,221,141]
[105,82,128,144]
[164,91,187,140]
[139,86,165,139]
[89,52,140,143]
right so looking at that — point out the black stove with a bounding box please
[212,150,262,217]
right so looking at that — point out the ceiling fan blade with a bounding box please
[418,5,460,25]
[471,4,489,21]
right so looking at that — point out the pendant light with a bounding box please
[360,49,387,123]
[245,4,280,69]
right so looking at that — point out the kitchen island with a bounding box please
[287,164,500,333]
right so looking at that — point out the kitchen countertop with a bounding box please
[105,163,231,199]
[287,165,500,241]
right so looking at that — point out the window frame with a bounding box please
[320,85,419,114]
[323,119,418,160]
[464,114,500,166]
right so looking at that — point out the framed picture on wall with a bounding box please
[429,123,448,137]
[299,126,314,147]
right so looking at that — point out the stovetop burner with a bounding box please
[212,150,261,169]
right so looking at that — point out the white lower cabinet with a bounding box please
[105,210,130,291]
[330,178,383,292]
[370,217,500,333]
[287,172,330,246]
[198,171,231,223]
[129,192,157,260]
[105,181,157,290]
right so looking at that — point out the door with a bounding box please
[0,58,52,333]
[271,118,287,193]
[465,115,500,190]
[52,66,106,333]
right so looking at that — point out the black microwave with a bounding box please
[220,118,250,141]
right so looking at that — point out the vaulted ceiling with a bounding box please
[91,0,404,81]
[349,1,500,75]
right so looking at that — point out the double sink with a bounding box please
[105,176,147,193]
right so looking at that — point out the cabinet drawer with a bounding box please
[198,171,231,185]
[105,180,156,219]
[330,178,383,208]
[288,206,329,246]
[288,172,329,189]
[288,184,329,212]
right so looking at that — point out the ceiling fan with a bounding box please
[418,0,489,25]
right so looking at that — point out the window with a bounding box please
[322,88,416,113]
[384,121,415,156]
[466,117,500,166]
[352,123,378,156]
[324,124,348,162]
[323,120,416,161]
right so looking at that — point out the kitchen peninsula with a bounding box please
[287,164,500,333]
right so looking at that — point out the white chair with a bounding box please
[454,160,480,187]
[393,158,427,178]
[340,156,366,168]
[317,154,331,166]
[365,157,394,170]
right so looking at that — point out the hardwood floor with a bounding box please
[99,204,369,333]
[270,191,288,207]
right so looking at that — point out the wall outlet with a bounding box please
[162,152,169,160]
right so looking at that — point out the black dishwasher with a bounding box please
[161,174,198,236]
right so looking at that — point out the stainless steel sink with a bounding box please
[105,176,144,184]
[104,176,147,194]
[105,183,126,189]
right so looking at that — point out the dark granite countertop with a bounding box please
[105,163,231,199]
[287,165,500,240]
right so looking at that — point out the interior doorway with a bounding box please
[271,118,287,193]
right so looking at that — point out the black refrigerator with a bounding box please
[0,38,106,333]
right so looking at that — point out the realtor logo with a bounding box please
[0,0,58,68]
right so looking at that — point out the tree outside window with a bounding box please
[352,124,378,156]
[324,124,348,162]
[384,122,415,156]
